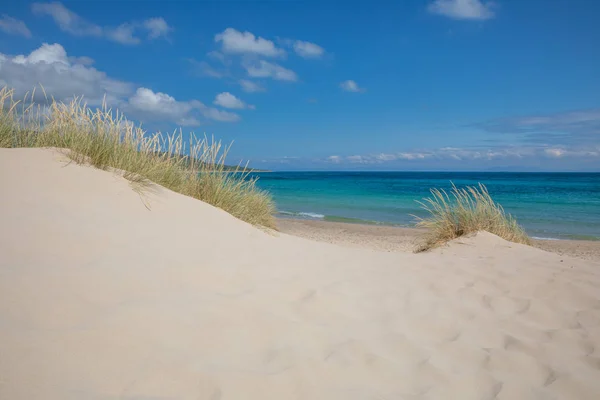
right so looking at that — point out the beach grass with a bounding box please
[0,86,276,228]
[414,183,531,252]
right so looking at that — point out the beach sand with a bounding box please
[278,218,600,262]
[2,148,600,399]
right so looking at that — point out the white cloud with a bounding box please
[398,153,428,160]
[324,145,600,165]
[143,17,171,39]
[32,2,172,45]
[340,80,365,93]
[436,147,536,160]
[544,148,565,158]
[376,153,428,161]
[239,79,265,93]
[213,92,254,110]
[245,60,298,81]
[0,43,239,125]
[106,23,140,45]
[0,43,132,105]
[344,152,432,163]
[68,55,94,65]
[0,15,32,37]
[215,28,285,57]
[293,40,325,58]
[32,2,103,36]
[126,88,240,124]
[428,0,495,20]
[199,106,241,123]
[542,148,599,158]
[347,155,368,163]
[128,88,200,125]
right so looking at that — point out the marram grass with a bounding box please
[414,182,531,252]
[0,87,276,229]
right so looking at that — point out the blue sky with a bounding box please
[1,0,599,171]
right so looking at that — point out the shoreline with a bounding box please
[276,214,600,242]
[3,148,600,399]
[277,217,600,261]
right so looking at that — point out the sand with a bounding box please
[278,218,600,262]
[1,148,600,400]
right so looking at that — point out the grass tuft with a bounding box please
[413,182,531,252]
[0,86,276,229]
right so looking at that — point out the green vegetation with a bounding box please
[414,183,531,252]
[0,87,276,228]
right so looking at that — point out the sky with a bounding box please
[0,0,599,171]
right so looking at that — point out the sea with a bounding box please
[252,172,600,241]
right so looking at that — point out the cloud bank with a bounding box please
[0,43,239,126]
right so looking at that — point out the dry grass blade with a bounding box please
[414,182,531,252]
[0,86,276,229]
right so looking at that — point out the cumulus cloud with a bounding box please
[340,80,365,93]
[127,88,200,126]
[428,0,495,20]
[245,60,298,82]
[32,2,172,44]
[124,89,241,125]
[0,43,132,105]
[193,30,324,87]
[143,17,172,39]
[215,28,285,57]
[239,79,265,93]
[126,88,239,124]
[293,40,325,58]
[0,43,239,125]
[198,106,241,123]
[68,55,94,66]
[213,92,254,110]
[0,15,32,37]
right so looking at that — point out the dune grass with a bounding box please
[414,182,531,252]
[0,86,276,228]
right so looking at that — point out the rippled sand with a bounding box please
[1,148,600,399]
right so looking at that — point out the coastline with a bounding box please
[3,148,600,399]
[258,171,600,241]
[277,217,600,261]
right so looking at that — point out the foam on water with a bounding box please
[279,211,325,219]
[257,171,600,240]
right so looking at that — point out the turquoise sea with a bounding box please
[253,172,600,240]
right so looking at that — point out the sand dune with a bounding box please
[277,219,600,261]
[1,148,600,399]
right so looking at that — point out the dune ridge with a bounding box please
[1,148,600,399]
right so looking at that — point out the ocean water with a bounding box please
[252,172,600,240]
